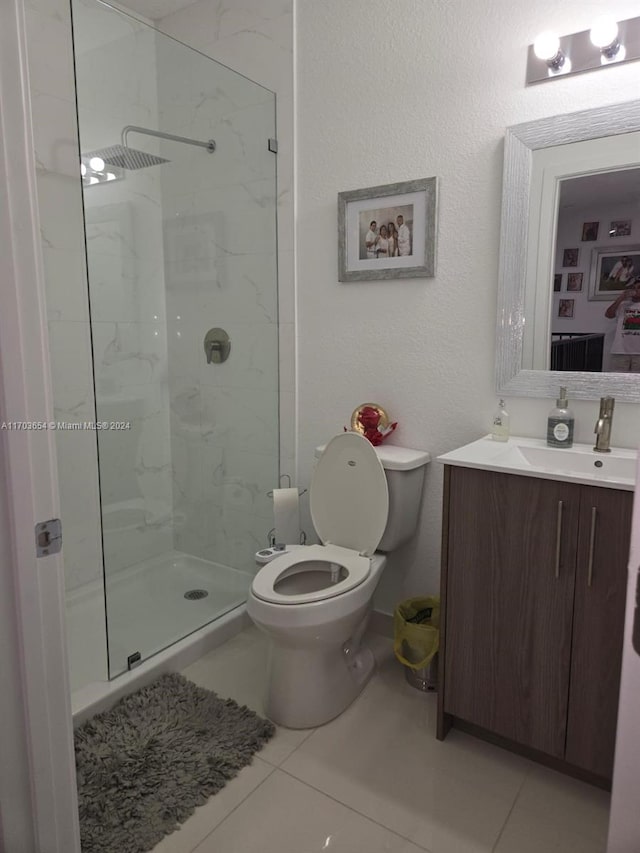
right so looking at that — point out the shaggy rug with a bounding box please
[74,672,275,853]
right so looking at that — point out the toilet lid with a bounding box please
[311,432,389,556]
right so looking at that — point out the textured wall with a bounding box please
[295,0,640,612]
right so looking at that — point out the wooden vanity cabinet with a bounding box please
[438,465,632,783]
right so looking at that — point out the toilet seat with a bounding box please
[252,433,389,607]
[251,543,371,605]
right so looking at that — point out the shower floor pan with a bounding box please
[67,551,252,723]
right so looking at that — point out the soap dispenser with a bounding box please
[491,399,510,442]
[547,387,574,448]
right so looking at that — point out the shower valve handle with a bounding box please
[203,328,231,364]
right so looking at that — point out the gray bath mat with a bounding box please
[75,672,275,853]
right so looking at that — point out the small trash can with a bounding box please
[393,596,440,692]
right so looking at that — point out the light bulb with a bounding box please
[80,162,87,176]
[534,31,560,61]
[590,16,618,48]
[89,156,105,172]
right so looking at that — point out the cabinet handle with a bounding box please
[587,506,597,588]
[555,500,564,579]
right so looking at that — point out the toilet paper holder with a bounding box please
[267,475,307,547]
[267,474,306,498]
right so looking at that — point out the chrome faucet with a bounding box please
[594,396,615,453]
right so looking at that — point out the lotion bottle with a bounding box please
[547,387,574,448]
[491,399,510,442]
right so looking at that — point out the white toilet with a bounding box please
[247,431,430,729]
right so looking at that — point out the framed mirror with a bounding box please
[496,99,640,401]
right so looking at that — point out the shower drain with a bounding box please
[184,589,209,601]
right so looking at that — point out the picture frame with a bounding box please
[588,245,640,301]
[553,273,562,292]
[610,220,632,237]
[562,247,579,267]
[581,221,599,241]
[566,272,583,292]
[558,298,574,318]
[337,177,437,281]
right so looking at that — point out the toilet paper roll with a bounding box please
[273,487,300,545]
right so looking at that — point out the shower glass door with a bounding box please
[71,0,279,677]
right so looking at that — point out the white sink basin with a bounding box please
[438,435,637,490]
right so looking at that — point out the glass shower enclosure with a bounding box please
[67,0,279,682]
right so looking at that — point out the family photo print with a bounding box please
[338,177,437,281]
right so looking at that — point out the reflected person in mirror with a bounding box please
[605,278,640,372]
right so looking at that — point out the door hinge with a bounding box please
[268,138,278,153]
[35,518,62,557]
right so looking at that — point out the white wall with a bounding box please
[295,0,640,612]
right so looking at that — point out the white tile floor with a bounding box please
[151,627,611,853]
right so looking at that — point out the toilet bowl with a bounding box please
[247,431,430,729]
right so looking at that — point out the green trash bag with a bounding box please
[393,596,440,670]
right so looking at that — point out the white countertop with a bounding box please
[437,435,637,491]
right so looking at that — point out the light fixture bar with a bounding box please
[526,15,640,85]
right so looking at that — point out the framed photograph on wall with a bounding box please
[588,245,640,300]
[558,299,574,318]
[337,177,438,281]
[610,220,632,237]
[553,274,562,292]
[581,221,599,241]
[562,247,579,267]
[567,272,583,292]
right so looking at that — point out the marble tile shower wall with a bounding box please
[25,0,103,592]
[157,49,280,571]
[24,0,294,594]
[75,11,173,575]
[157,0,296,529]
[25,0,174,592]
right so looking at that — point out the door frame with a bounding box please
[0,0,81,849]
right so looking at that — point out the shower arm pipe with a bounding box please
[121,125,216,153]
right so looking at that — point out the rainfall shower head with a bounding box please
[83,145,170,171]
[82,125,215,174]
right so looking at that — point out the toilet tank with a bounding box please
[314,443,430,552]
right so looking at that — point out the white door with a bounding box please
[0,0,81,850]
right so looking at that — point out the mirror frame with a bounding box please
[496,99,640,401]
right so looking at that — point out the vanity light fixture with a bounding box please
[533,32,568,73]
[526,14,640,85]
[590,15,625,62]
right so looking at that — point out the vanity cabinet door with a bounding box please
[565,487,633,779]
[444,467,580,757]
